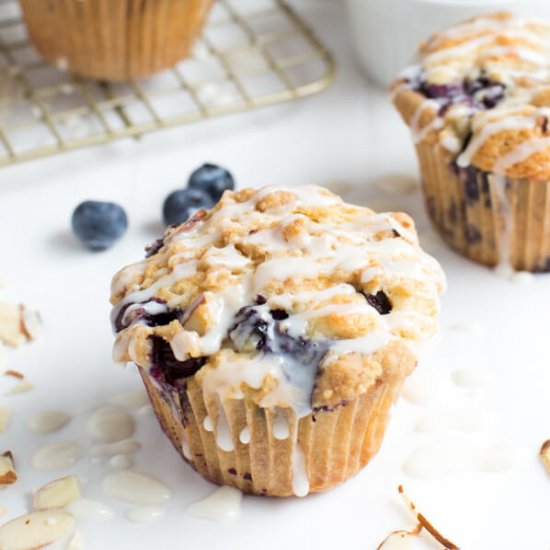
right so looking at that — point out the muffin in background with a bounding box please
[392,12,550,273]
[19,0,213,81]
[110,185,445,497]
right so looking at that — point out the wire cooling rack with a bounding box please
[0,0,334,167]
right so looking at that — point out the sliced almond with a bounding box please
[398,485,459,550]
[5,370,23,380]
[0,302,24,347]
[0,343,6,369]
[0,406,11,432]
[540,440,550,475]
[0,511,74,550]
[0,451,17,485]
[33,476,81,511]
[7,379,34,395]
[376,525,422,550]
[20,306,42,342]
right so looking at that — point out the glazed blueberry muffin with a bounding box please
[392,12,550,273]
[110,186,445,497]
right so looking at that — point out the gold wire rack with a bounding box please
[0,0,334,167]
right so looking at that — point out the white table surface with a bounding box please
[1,1,549,549]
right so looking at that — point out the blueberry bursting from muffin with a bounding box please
[113,284,394,412]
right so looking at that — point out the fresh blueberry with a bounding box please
[71,200,128,251]
[162,188,214,227]
[188,163,235,202]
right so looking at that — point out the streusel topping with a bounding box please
[393,12,550,180]
[111,186,444,416]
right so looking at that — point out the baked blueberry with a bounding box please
[71,200,128,251]
[149,336,207,383]
[188,163,235,202]
[112,298,183,333]
[364,291,392,315]
[162,188,214,227]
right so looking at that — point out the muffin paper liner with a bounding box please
[19,0,213,81]
[139,366,404,497]
[416,141,550,272]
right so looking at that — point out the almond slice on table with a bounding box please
[397,485,459,550]
[540,440,550,475]
[0,303,25,348]
[0,302,42,348]
[33,476,81,511]
[0,511,74,550]
[376,525,422,549]
[0,406,11,432]
[4,370,33,396]
[0,343,6,369]
[0,451,17,486]
[20,306,42,342]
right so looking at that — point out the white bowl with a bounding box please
[345,0,550,88]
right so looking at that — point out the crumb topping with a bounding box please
[393,12,550,180]
[110,186,444,416]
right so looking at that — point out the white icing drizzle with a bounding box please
[451,368,493,388]
[403,439,478,479]
[30,442,84,472]
[101,470,172,505]
[415,407,494,434]
[87,407,135,443]
[214,402,235,452]
[185,486,242,521]
[410,99,440,143]
[477,443,528,472]
[90,438,141,456]
[182,436,192,460]
[66,499,115,521]
[290,428,309,498]
[110,389,149,409]
[203,415,214,432]
[124,506,166,524]
[493,135,550,173]
[109,454,134,469]
[401,368,446,405]
[27,410,71,433]
[491,174,515,277]
[272,410,290,440]
[66,530,85,550]
[239,426,251,445]
[457,117,536,168]
[404,439,528,479]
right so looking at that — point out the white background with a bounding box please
[1,1,549,548]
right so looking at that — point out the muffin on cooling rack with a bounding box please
[392,12,550,273]
[110,185,445,497]
[19,0,213,81]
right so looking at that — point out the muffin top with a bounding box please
[111,186,445,418]
[392,12,550,180]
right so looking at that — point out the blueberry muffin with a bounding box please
[392,12,550,273]
[110,186,445,496]
[20,0,213,81]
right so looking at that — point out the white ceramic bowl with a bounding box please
[346,0,550,88]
